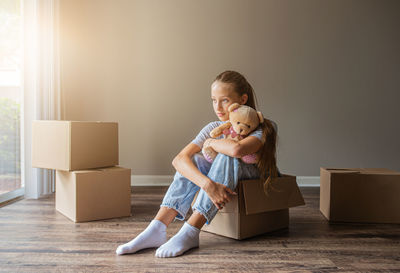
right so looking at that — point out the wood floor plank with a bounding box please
[0,187,399,272]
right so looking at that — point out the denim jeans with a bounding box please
[160,153,263,225]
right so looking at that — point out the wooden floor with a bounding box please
[1,187,399,273]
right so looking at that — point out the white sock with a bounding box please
[116,219,167,255]
[155,221,200,258]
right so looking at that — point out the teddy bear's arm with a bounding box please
[210,122,232,138]
[241,152,260,164]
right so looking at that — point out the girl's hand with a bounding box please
[202,179,237,210]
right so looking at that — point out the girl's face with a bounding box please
[211,81,248,121]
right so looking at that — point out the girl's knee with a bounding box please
[192,153,211,169]
[213,153,234,163]
[192,153,205,162]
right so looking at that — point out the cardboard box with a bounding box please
[32,120,118,171]
[191,174,305,240]
[56,166,131,222]
[320,167,400,223]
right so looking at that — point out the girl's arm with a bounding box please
[210,136,263,158]
[172,143,237,209]
[172,143,210,189]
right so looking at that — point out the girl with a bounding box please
[116,70,279,258]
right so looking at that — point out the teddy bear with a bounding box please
[202,103,264,164]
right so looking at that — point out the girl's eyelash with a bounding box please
[211,99,229,102]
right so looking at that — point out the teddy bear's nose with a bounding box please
[240,129,243,133]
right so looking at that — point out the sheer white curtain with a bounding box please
[23,0,61,198]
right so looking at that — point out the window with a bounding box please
[0,0,23,202]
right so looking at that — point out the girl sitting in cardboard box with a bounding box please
[116,70,280,258]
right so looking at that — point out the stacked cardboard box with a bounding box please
[32,121,131,222]
[192,174,305,240]
[320,167,400,224]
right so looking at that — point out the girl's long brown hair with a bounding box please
[214,70,279,194]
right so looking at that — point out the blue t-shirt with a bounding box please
[191,120,277,149]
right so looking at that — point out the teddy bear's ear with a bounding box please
[228,103,241,112]
[257,111,264,123]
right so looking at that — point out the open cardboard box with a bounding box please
[320,167,400,223]
[56,166,131,222]
[32,120,118,171]
[192,174,305,240]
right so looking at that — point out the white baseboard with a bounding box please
[0,187,25,204]
[296,176,320,187]
[131,175,320,187]
[131,175,174,186]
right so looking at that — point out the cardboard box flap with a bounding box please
[242,175,305,215]
[322,168,360,173]
[358,168,400,175]
[73,166,127,174]
[322,167,400,175]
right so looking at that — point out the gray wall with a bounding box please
[59,0,400,176]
